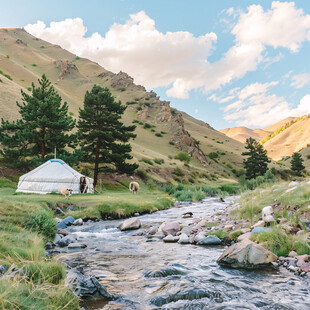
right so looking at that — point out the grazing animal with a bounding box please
[262,206,274,221]
[58,185,73,200]
[129,181,139,194]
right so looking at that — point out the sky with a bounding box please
[1,0,310,130]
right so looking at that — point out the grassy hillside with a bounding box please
[0,28,246,184]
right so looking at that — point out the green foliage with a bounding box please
[121,87,126,91]
[6,54,10,58]
[25,209,56,240]
[229,230,244,241]
[135,169,148,180]
[218,184,240,195]
[0,78,2,83]
[169,141,175,145]
[242,137,270,179]
[143,123,152,129]
[208,230,228,239]
[175,152,191,163]
[208,152,219,160]
[141,157,153,165]
[126,101,136,105]
[0,69,13,80]
[205,221,218,228]
[160,131,167,134]
[174,167,185,176]
[155,132,163,137]
[146,179,156,190]
[23,262,65,285]
[250,229,310,256]
[32,64,37,67]
[154,158,164,165]
[0,178,17,189]
[77,85,138,186]
[306,154,310,159]
[0,74,75,160]
[27,87,31,91]
[291,152,305,176]
[136,107,142,111]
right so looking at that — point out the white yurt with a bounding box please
[16,159,94,194]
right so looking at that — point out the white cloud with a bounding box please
[24,2,310,99]
[290,73,310,88]
[223,81,310,127]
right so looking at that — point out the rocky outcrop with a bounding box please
[54,60,78,80]
[119,217,141,231]
[110,71,146,91]
[217,239,277,269]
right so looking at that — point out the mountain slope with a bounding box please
[0,28,245,182]
[219,127,269,144]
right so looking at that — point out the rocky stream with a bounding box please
[51,197,310,310]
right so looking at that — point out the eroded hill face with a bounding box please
[0,28,245,182]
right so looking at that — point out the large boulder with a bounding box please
[194,232,206,243]
[119,218,141,231]
[197,235,221,245]
[56,216,75,229]
[262,206,273,221]
[178,233,190,244]
[163,234,179,243]
[217,239,277,269]
[56,234,77,247]
[162,222,180,236]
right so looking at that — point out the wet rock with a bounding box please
[217,239,278,269]
[66,267,113,299]
[194,232,206,243]
[251,227,273,234]
[45,242,54,250]
[119,217,141,231]
[163,234,179,242]
[56,234,77,247]
[56,216,75,229]
[73,218,83,226]
[68,243,87,249]
[0,265,7,275]
[300,262,310,272]
[178,233,190,244]
[182,212,193,218]
[57,228,70,236]
[296,254,308,262]
[148,226,158,235]
[133,229,147,236]
[197,235,221,245]
[144,266,187,278]
[251,220,265,228]
[180,226,192,236]
[236,232,252,242]
[53,234,62,244]
[162,222,180,236]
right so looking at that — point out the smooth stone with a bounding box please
[217,239,278,269]
[224,224,234,231]
[198,220,207,227]
[297,259,305,267]
[45,242,54,250]
[68,243,87,249]
[56,216,75,229]
[288,265,299,272]
[194,232,206,243]
[53,234,62,244]
[57,228,70,236]
[251,227,273,234]
[148,226,158,235]
[296,254,308,262]
[288,251,298,257]
[178,233,190,244]
[162,222,180,236]
[264,215,275,223]
[56,234,77,247]
[119,218,141,231]
[251,220,265,228]
[73,218,83,226]
[197,235,221,245]
[163,234,179,243]
[262,206,274,221]
[279,218,288,224]
[180,226,192,236]
[237,232,253,242]
[300,262,310,272]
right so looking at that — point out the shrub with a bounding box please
[0,79,3,83]
[160,131,167,135]
[154,158,164,165]
[175,152,191,163]
[208,230,228,239]
[126,101,136,105]
[0,70,13,80]
[32,64,37,67]
[226,163,233,169]
[135,169,148,181]
[146,179,156,190]
[27,87,31,91]
[219,184,240,195]
[208,152,219,160]
[132,120,140,124]
[25,209,57,240]
[174,167,185,176]
[143,123,152,129]
[140,157,153,165]
[6,54,10,59]
[229,230,244,241]
[151,129,155,132]
[169,141,175,145]
[121,88,126,91]
[136,107,142,111]
[0,178,17,189]
[155,133,163,137]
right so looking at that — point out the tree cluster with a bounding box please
[0,75,138,186]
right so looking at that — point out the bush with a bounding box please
[32,64,37,67]
[229,230,244,241]
[306,155,310,160]
[126,101,136,105]
[0,70,13,80]
[174,167,185,176]
[155,133,163,137]
[146,179,156,190]
[0,178,17,189]
[154,158,164,165]
[169,141,175,145]
[25,209,57,240]
[143,123,152,129]
[135,169,148,181]
[140,157,153,165]
[219,184,240,195]
[208,230,228,239]
[208,152,219,160]
[175,152,191,163]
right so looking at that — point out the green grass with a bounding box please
[205,221,219,228]
[0,69,13,80]
[0,177,17,189]
[208,230,228,239]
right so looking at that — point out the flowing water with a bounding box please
[58,197,310,310]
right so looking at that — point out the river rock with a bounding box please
[197,235,221,245]
[66,267,113,299]
[163,234,179,242]
[73,218,83,226]
[57,228,70,236]
[182,212,193,218]
[162,222,180,236]
[194,232,206,243]
[0,265,7,274]
[56,234,77,247]
[178,233,190,244]
[217,239,278,269]
[56,216,75,229]
[180,226,192,236]
[68,243,87,249]
[296,254,308,262]
[236,232,252,242]
[53,234,62,244]
[224,224,234,231]
[264,215,275,223]
[279,218,288,224]
[300,262,310,272]
[148,226,158,235]
[251,220,265,228]
[119,218,141,231]
[288,251,298,257]
[198,219,207,227]
[251,227,273,234]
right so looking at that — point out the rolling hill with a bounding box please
[0,28,245,183]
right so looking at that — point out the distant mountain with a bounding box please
[0,28,245,182]
[219,127,269,144]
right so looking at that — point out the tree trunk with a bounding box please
[93,139,100,188]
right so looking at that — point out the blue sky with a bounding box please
[1,0,310,129]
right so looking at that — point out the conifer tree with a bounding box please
[0,74,75,159]
[242,137,270,179]
[77,85,138,187]
[291,152,305,176]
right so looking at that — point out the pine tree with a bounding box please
[0,74,75,159]
[291,152,305,176]
[242,137,270,179]
[77,85,138,187]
